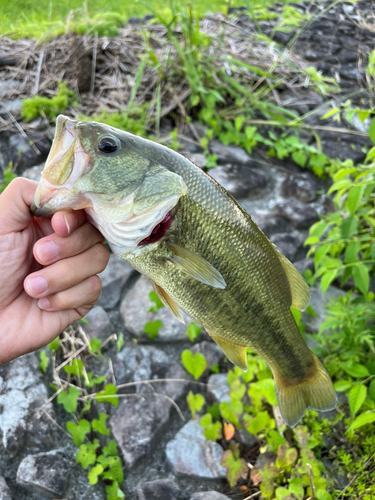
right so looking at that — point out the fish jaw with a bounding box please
[31,115,92,216]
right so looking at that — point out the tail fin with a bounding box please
[273,354,338,427]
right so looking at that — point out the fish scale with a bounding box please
[31,115,338,426]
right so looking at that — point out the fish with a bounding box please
[31,114,337,427]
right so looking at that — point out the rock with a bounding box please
[21,163,44,181]
[0,354,58,460]
[209,140,251,165]
[269,232,306,262]
[82,305,113,342]
[121,275,189,342]
[9,133,51,174]
[16,450,70,499]
[251,213,292,237]
[97,253,135,309]
[208,374,230,404]
[275,201,318,230]
[293,258,314,275]
[0,476,12,500]
[190,341,223,369]
[302,285,346,333]
[238,429,258,449]
[339,49,358,63]
[137,479,178,500]
[281,173,319,203]
[190,492,228,500]
[272,30,295,44]
[110,345,190,468]
[208,165,269,198]
[186,153,206,168]
[63,463,106,500]
[165,420,226,478]
[0,99,23,119]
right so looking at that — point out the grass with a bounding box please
[0,0,293,39]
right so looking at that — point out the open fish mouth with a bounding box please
[31,115,91,216]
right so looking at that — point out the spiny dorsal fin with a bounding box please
[150,280,185,324]
[277,252,310,311]
[167,242,226,289]
[208,332,248,371]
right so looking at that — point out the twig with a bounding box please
[336,452,375,499]
[33,50,44,95]
[306,463,315,499]
[6,110,41,154]
[243,491,261,500]
[90,32,98,94]
[40,408,71,437]
[115,378,205,390]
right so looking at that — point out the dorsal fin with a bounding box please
[167,242,226,289]
[150,280,185,324]
[277,252,310,311]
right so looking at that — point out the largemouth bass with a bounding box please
[31,115,337,426]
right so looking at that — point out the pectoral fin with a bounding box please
[167,242,226,289]
[277,252,310,311]
[150,280,185,324]
[208,333,248,371]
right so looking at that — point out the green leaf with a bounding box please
[292,150,307,167]
[346,185,364,216]
[67,419,91,446]
[39,350,49,374]
[353,263,370,296]
[348,383,367,417]
[186,321,202,342]
[321,269,338,293]
[95,384,119,407]
[181,350,207,379]
[334,380,352,392]
[116,333,124,352]
[344,241,360,264]
[80,317,89,324]
[244,411,274,434]
[341,362,369,378]
[103,441,118,457]
[48,337,60,354]
[105,481,125,500]
[276,442,298,470]
[219,401,241,428]
[88,464,104,485]
[316,490,333,500]
[92,413,110,435]
[368,117,375,144]
[0,166,17,193]
[148,290,164,312]
[57,386,81,413]
[207,403,220,421]
[341,217,358,239]
[144,320,163,340]
[76,440,99,469]
[211,363,219,374]
[200,413,222,441]
[347,411,375,432]
[321,108,340,119]
[369,379,375,401]
[221,449,248,487]
[187,391,205,419]
[89,337,102,355]
[248,378,278,408]
[64,359,84,378]
[84,372,107,388]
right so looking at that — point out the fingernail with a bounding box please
[37,240,59,263]
[38,297,51,310]
[26,276,48,295]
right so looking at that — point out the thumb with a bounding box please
[0,178,38,234]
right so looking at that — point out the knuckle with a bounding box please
[91,243,110,271]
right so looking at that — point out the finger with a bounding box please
[24,243,109,298]
[37,275,102,311]
[51,210,87,237]
[0,178,38,234]
[34,221,105,266]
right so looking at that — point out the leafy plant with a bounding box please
[22,81,77,120]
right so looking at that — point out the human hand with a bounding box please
[0,177,109,364]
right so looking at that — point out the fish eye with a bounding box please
[98,137,118,154]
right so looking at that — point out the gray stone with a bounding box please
[251,212,292,237]
[166,420,226,478]
[111,345,190,468]
[269,232,306,262]
[207,374,230,404]
[9,133,51,174]
[302,285,346,333]
[293,258,314,275]
[339,49,358,63]
[16,450,70,499]
[0,476,12,500]
[121,275,189,342]
[238,428,257,449]
[208,165,269,198]
[191,341,223,369]
[97,253,135,309]
[0,354,58,460]
[209,140,251,165]
[186,153,206,168]
[0,99,23,119]
[275,201,318,230]
[21,163,44,181]
[82,305,113,342]
[137,479,178,500]
[191,492,228,500]
[281,173,319,203]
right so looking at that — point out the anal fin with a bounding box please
[167,242,226,289]
[208,332,248,371]
[277,252,310,311]
[150,280,185,324]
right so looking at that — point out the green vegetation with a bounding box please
[21,81,77,120]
